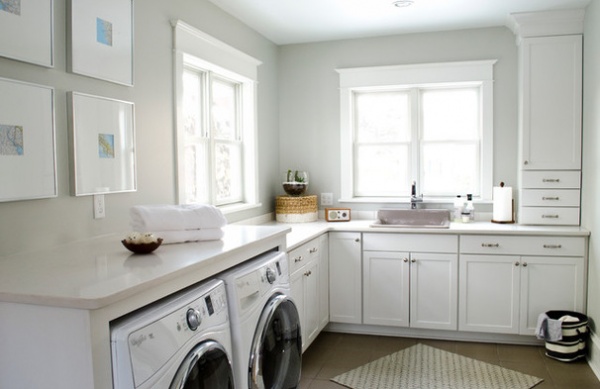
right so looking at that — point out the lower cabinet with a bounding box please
[329,232,362,324]
[459,235,585,335]
[290,235,328,352]
[363,233,458,331]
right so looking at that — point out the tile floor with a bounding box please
[300,332,600,389]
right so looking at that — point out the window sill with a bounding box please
[219,202,263,215]
[338,197,492,205]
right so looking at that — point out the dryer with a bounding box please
[111,279,234,389]
[219,250,302,389]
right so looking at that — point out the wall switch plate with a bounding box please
[321,193,333,206]
[326,208,351,222]
[94,194,105,219]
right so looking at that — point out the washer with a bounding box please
[219,250,302,389]
[111,279,234,389]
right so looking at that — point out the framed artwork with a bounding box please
[0,0,54,67]
[0,77,56,202]
[69,92,136,195]
[70,0,134,86]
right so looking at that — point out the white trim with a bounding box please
[588,331,600,381]
[507,9,585,41]
[338,60,496,202]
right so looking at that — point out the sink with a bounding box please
[371,208,451,229]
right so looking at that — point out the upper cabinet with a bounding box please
[509,9,585,226]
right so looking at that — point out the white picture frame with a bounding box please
[70,0,134,86]
[69,92,136,196]
[0,77,56,202]
[0,0,54,67]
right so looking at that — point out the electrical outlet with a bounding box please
[321,193,333,206]
[94,194,105,219]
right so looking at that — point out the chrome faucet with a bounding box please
[410,181,423,209]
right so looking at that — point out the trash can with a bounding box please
[543,310,588,362]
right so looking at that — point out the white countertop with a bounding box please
[0,224,290,310]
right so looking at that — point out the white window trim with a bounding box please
[173,20,262,209]
[337,60,497,202]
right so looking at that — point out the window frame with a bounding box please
[173,20,261,213]
[337,60,496,202]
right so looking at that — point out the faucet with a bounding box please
[410,181,423,209]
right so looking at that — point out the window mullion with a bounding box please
[411,88,420,192]
[206,71,216,205]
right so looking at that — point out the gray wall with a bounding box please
[583,0,600,360]
[278,27,518,211]
[0,0,280,256]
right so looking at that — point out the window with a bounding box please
[174,21,261,211]
[338,60,495,201]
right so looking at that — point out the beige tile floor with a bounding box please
[300,332,600,389]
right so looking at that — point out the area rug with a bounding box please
[331,343,543,389]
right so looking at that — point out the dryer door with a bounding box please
[170,340,234,389]
[249,294,302,389]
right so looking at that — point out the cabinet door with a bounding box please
[410,253,457,331]
[363,251,410,327]
[520,35,582,170]
[303,259,320,348]
[329,232,362,324]
[519,256,584,335]
[459,254,521,334]
[289,267,306,349]
[318,234,329,331]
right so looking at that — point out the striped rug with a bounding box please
[331,343,543,389]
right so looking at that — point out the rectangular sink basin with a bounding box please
[371,208,451,229]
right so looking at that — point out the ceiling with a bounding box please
[207,0,591,45]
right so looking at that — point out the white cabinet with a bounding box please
[329,232,362,324]
[289,235,325,351]
[511,13,584,225]
[459,235,585,335]
[318,234,329,331]
[363,233,458,331]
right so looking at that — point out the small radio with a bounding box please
[325,208,351,222]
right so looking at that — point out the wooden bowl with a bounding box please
[121,238,163,254]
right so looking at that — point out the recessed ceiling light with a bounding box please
[392,0,414,7]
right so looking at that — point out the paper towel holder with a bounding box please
[491,182,515,224]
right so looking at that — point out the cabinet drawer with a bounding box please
[460,235,585,256]
[521,171,580,189]
[288,239,320,274]
[520,189,580,207]
[364,233,457,253]
[519,207,580,226]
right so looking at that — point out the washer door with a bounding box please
[170,340,234,389]
[249,294,302,389]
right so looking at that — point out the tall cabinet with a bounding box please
[510,10,584,225]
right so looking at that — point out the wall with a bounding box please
[278,27,518,211]
[582,0,600,373]
[0,0,280,256]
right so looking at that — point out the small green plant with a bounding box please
[287,170,305,183]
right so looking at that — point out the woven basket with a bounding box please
[276,195,318,223]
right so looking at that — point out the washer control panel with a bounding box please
[326,208,351,222]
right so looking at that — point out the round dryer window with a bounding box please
[249,294,302,389]
[170,340,234,389]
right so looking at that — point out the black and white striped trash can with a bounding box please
[543,310,588,362]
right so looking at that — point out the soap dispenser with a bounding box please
[453,195,463,223]
[465,194,475,222]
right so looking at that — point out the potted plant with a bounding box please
[282,170,309,196]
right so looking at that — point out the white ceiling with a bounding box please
[207,0,591,45]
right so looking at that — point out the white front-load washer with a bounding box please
[111,279,234,389]
[218,250,302,389]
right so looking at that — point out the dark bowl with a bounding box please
[121,238,163,254]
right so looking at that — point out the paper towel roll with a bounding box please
[493,184,513,222]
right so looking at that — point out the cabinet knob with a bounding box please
[309,247,318,253]
[403,258,409,263]
[411,258,416,263]
[522,262,528,267]
[294,256,303,263]
[304,270,312,277]
[524,160,529,165]
[355,238,360,242]
[515,261,520,266]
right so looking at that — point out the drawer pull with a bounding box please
[309,247,318,253]
[481,243,500,248]
[542,215,559,219]
[304,270,312,277]
[294,256,303,263]
[542,197,560,201]
[543,244,562,249]
[542,178,560,183]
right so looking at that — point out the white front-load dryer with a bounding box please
[111,279,234,389]
[219,250,302,389]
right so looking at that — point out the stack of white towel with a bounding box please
[130,204,227,244]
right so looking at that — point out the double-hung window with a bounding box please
[174,21,261,211]
[339,60,496,201]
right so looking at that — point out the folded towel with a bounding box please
[130,204,227,232]
[154,228,225,244]
[536,313,563,341]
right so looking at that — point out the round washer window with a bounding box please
[170,340,234,389]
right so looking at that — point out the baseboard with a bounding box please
[588,330,600,380]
